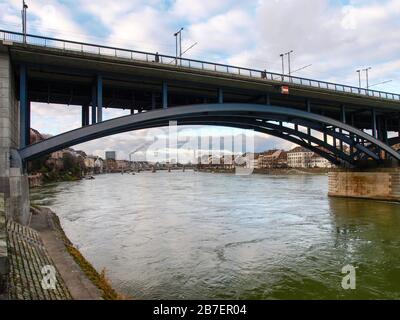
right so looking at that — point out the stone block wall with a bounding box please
[0,46,30,226]
[0,192,8,297]
[328,170,400,202]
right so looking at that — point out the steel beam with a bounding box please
[306,100,311,144]
[91,84,97,124]
[18,103,400,163]
[372,108,377,138]
[218,88,223,104]
[97,75,103,122]
[340,105,346,152]
[151,92,156,110]
[82,105,89,126]
[19,64,28,147]
[341,105,346,124]
[163,81,168,109]
[26,100,31,146]
[265,93,271,105]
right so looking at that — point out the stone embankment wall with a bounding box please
[0,47,31,226]
[328,170,400,202]
[0,192,8,298]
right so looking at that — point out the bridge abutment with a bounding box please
[0,48,31,228]
[328,169,400,202]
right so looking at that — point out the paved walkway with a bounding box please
[29,207,102,300]
[7,220,71,299]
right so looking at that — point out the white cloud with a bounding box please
[229,0,400,90]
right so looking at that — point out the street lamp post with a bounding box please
[286,50,294,75]
[280,54,285,75]
[363,67,372,89]
[356,69,362,89]
[173,27,184,65]
[21,0,28,43]
[279,50,294,79]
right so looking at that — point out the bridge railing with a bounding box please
[1,29,399,102]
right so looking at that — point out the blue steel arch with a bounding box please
[19,103,400,166]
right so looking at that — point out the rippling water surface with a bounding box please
[31,171,400,299]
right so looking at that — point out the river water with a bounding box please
[31,171,400,299]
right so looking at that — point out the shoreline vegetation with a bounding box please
[33,206,130,300]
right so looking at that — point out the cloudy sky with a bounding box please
[1,0,399,160]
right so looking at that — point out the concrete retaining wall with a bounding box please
[328,170,400,201]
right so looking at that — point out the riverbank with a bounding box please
[29,206,127,300]
[29,172,83,188]
[199,167,337,175]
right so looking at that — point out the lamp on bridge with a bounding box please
[21,0,28,44]
[280,50,294,75]
[356,69,362,89]
[173,27,184,65]
[363,67,372,89]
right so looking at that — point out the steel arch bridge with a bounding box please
[19,103,400,167]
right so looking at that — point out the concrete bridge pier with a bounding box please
[0,48,31,227]
[328,168,400,202]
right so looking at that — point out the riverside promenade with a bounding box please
[0,192,103,300]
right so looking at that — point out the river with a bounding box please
[30,171,400,299]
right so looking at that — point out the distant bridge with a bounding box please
[1,29,400,167]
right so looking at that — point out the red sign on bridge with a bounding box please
[281,86,289,95]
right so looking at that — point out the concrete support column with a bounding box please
[162,81,168,109]
[19,64,28,148]
[218,88,223,104]
[96,75,103,123]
